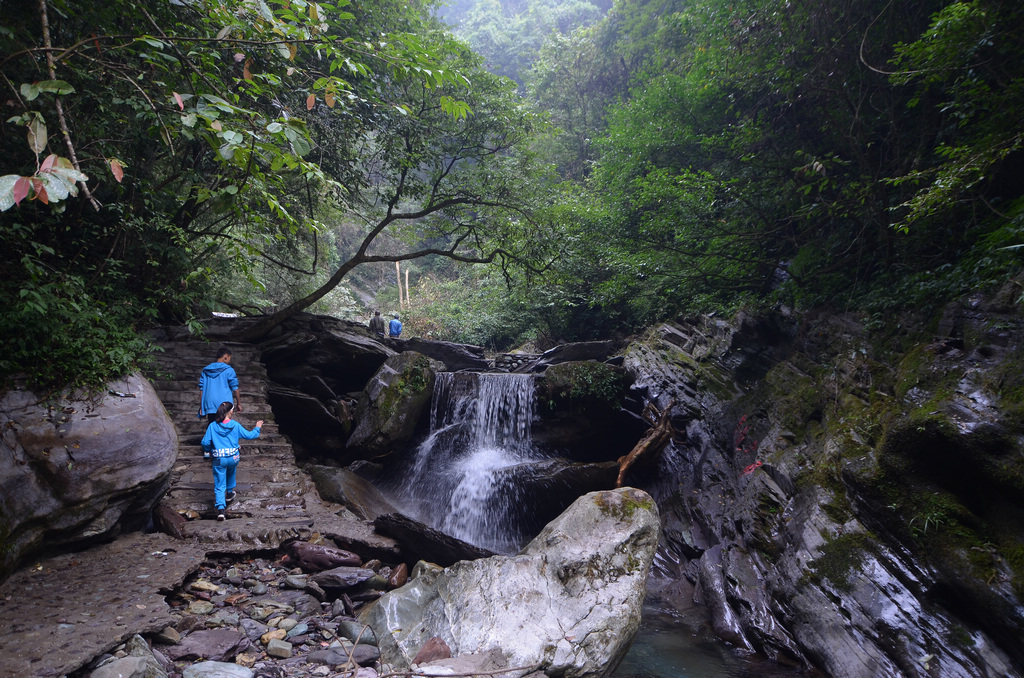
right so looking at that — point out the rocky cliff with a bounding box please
[623,292,1024,676]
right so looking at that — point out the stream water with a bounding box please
[386,372,808,677]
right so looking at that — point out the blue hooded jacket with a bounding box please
[198,362,239,416]
[201,419,261,458]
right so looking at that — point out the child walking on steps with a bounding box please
[201,401,263,521]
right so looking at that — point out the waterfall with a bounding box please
[389,372,543,553]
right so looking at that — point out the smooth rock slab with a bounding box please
[364,488,660,678]
[0,373,177,579]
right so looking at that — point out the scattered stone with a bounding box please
[164,629,251,662]
[261,628,288,645]
[182,661,254,678]
[153,626,181,645]
[285,540,363,571]
[191,579,222,593]
[412,636,452,665]
[337,620,376,645]
[283,575,308,589]
[309,566,377,590]
[188,600,215,615]
[387,562,408,589]
[266,638,293,658]
[88,655,167,678]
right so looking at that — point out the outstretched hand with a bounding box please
[256,420,264,428]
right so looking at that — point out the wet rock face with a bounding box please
[627,308,1024,677]
[346,352,443,459]
[0,373,176,580]
[364,488,660,678]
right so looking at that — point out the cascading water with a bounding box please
[387,372,544,553]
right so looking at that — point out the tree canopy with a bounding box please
[0,0,547,389]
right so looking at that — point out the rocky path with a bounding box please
[0,332,398,677]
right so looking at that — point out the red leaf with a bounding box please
[31,178,48,204]
[173,92,184,110]
[13,177,31,206]
[109,158,124,183]
[243,59,252,81]
[306,93,315,110]
[39,154,57,172]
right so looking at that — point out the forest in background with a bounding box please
[1,0,1022,391]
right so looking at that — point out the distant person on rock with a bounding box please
[388,313,403,338]
[198,347,241,422]
[201,401,262,521]
[368,309,386,337]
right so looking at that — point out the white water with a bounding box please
[389,372,542,553]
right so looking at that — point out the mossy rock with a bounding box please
[347,351,443,456]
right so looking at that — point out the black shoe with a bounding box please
[226,491,236,503]
[217,512,226,521]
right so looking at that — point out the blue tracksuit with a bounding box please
[198,362,239,417]
[388,318,403,337]
[201,419,260,510]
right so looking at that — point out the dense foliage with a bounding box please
[4,0,1023,388]
[0,0,546,390]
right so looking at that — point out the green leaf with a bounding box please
[27,115,47,155]
[19,82,41,101]
[0,174,19,211]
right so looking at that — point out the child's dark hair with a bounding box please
[216,401,234,422]
[216,347,233,360]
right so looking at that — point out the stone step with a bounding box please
[147,364,268,380]
[180,517,314,547]
[176,442,295,458]
[174,427,284,444]
[152,381,268,395]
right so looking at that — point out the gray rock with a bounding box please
[363,488,659,677]
[266,638,293,658]
[346,352,443,456]
[306,644,379,667]
[0,373,176,578]
[165,629,251,662]
[153,626,181,645]
[182,661,254,678]
[89,655,167,678]
[337,619,377,645]
[239,618,269,642]
[309,566,378,590]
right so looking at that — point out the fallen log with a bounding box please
[616,399,676,488]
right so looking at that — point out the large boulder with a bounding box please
[363,488,660,678]
[346,352,443,458]
[0,373,177,580]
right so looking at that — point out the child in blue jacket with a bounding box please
[201,401,263,520]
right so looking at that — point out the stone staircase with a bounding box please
[147,339,317,547]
